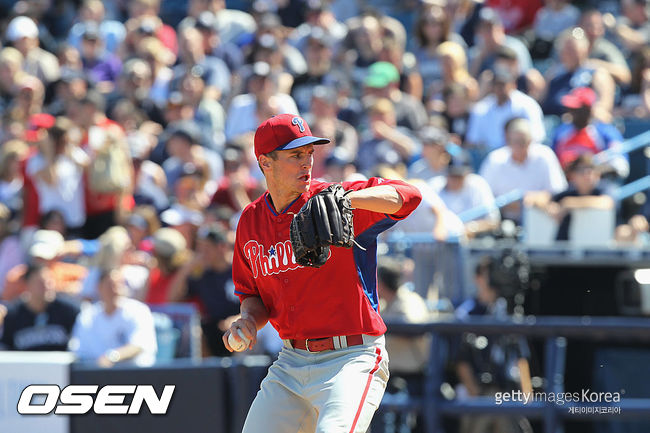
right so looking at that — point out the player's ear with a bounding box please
[259,154,273,172]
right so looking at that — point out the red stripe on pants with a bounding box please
[348,347,382,433]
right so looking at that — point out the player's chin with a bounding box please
[296,177,311,190]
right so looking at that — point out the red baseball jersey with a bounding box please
[233,178,422,340]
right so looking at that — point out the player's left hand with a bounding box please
[290,184,354,268]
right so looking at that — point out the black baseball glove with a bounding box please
[290,184,354,268]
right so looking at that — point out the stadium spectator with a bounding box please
[291,28,343,113]
[0,263,80,351]
[8,76,47,128]
[455,255,533,433]
[69,267,157,367]
[319,147,365,183]
[363,61,428,132]
[531,0,580,59]
[0,47,23,115]
[210,146,260,213]
[163,122,223,191]
[289,0,347,51]
[158,205,204,249]
[487,45,546,103]
[2,230,88,302]
[68,92,135,239]
[468,7,532,77]
[192,11,244,74]
[580,9,631,86]
[0,204,22,298]
[603,0,650,55]
[303,86,358,179]
[124,206,160,253]
[24,116,89,234]
[541,27,616,122]
[430,148,500,238]
[480,117,567,222]
[551,87,629,182]
[173,26,231,103]
[443,0,484,48]
[356,98,420,177]
[378,257,432,375]
[252,14,307,84]
[127,0,177,56]
[5,16,61,86]
[344,14,385,86]
[485,0,542,35]
[408,126,452,181]
[379,34,423,101]
[225,62,299,141]
[68,0,126,54]
[0,140,28,214]
[428,41,479,108]
[128,131,170,211]
[181,0,257,46]
[79,226,148,301]
[47,68,90,118]
[135,36,175,108]
[619,47,650,118]
[177,224,240,357]
[439,83,472,143]
[411,5,466,98]
[531,154,614,241]
[178,70,226,151]
[247,33,296,96]
[78,22,123,91]
[465,65,545,164]
[142,227,192,304]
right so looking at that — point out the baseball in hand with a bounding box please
[228,328,250,352]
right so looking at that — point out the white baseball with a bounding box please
[228,328,250,352]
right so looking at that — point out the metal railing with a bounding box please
[382,316,650,433]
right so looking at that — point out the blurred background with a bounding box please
[0,0,650,432]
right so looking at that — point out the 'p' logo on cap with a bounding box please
[291,117,305,133]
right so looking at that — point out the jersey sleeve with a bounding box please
[343,177,422,236]
[232,213,260,303]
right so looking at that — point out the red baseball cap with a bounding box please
[24,113,56,142]
[561,87,597,109]
[254,114,330,159]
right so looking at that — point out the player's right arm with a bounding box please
[223,297,270,352]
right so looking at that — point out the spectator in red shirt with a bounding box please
[486,0,543,34]
[142,227,191,305]
[211,146,261,213]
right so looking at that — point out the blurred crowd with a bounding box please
[0,0,649,391]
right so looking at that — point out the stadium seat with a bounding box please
[568,207,615,247]
[153,312,181,363]
[522,206,558,246]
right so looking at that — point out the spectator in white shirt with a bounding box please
[480,117,567,221]
[69,268,157,367]
[465,65,545,166]
[431,148,500,238]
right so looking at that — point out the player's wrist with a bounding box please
[240,312,257,328]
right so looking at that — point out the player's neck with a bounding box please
[267,190,302,214]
